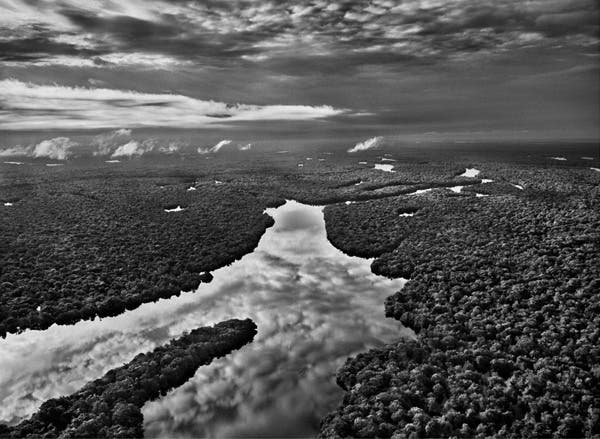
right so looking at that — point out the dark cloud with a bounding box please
[0,0,597,140]
[61,9,180,42]
[535,10,599,37]
[54,5,296,64]
[0,36,93,61]
[2,0,598,69]
[256,51,423,77]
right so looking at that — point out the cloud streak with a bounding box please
[0,80,346,130]
[347,136,383,153]
[203,140,231,154]
[198,140,254,154]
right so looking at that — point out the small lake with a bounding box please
[0,200,411,438]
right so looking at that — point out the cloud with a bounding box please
[32,137,78,160]
[93,131,184,156]
[198,140,254,154]
[0,1,597,141]
[0,130,189,159]
[0,146,31,157]
[92,129,132,156]
[198,140,230,154]
[347,136,383,153]
[1,53,190,69]
[110,138,185,157]
[110,140,144,158]
[2,0,597,74]
[97,53,193,69]
[0,80,346,130]
[157,141,184,154]
[0,137,77,160]
[210,140,231,153]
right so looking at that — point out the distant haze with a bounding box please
[0,0,598,143]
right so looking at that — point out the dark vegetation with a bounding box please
[0,153,486,336]
[321,161,600,437]
[325,198,426,259]
[0,318,257,438]
[284,161,479,205]
[0,160,282,336]
[2,144,599,438]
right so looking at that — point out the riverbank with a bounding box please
[2,147,598,437]
[0,200,409,437]
[320,163,600,437]
[0,319,257,438]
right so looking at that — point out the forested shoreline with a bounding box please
[320,163,600,437]
[0,319,257,438]
[2,149,598,437]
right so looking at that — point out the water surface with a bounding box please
[459,168,480,177]
[0,201,410,437]
[374,163,394,172]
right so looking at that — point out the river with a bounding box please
[0,200,412,437]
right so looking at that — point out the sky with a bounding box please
[0,0,599,147]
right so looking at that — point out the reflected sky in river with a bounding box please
[0,201,410,437]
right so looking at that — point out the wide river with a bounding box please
[0,200,412,438]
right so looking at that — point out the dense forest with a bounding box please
[321,162,600,437]
[0,319,257,438]
[0,161,282,336]
[0,153,485,337]
[2,146,598,438]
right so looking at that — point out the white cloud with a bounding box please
[32,137,78,160]
[1,130,187,160]
[1,137,79,159]
[241,54,270,62]
[347,136,383,153]
[92,128,132,156]
[1,56,97,68]
[211,139,232,152]
[0,80,346,130]
[98,53,193,69]
[111,141,144,157]
[198,140,233,154]
[0,0,162,33]
[0,146,31,157]
[158,141,183,154]
[96,132,184,156]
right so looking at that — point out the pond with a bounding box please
[374,164,395,172]
[0,200,411,438]
[459,168,480,177]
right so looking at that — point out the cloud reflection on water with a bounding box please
[0,201,410,437]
